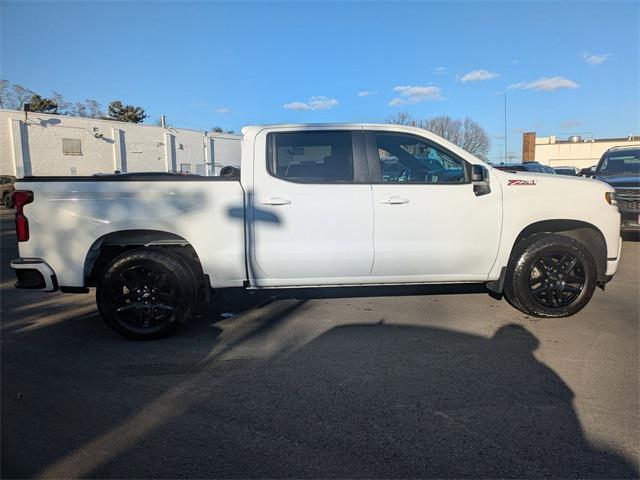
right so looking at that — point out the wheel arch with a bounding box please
[83,229,206,288]
[510,219,608,282]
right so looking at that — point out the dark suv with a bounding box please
[592,146,640,231]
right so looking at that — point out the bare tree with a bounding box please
[11,84,35,110]
[51,91,71,114]
[386,111,416,126]
[460,117,491,160]
[71,101,88,117]
[84,99,103,118]
[422,116,464,145]
[0,79,11,109]
[0,81,105,119]
[388,113,491,160]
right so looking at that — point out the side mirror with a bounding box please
[471,164,487,182]
[581,167,595,178]
[471,165,491,197]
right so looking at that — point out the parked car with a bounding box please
[1,175,17,208]
[493,162,557,174]
[10,124,621,339]
[591,146,639,231]
[554,166,580,176]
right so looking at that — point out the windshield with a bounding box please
[596,149,640,176]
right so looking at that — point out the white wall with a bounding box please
[0,109,241,177]
[535,135,640,170]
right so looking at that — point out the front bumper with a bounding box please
[605,236,623,277]
[10,258,58,291]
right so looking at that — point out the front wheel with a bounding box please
[504,234,597,318]
[3,194,12,208]
[97,249,197,339]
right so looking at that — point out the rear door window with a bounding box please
[267,131,355,183]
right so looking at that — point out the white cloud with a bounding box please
[460,69,500,82]
[214,107,232,114]
[509,76,578,92]
[434,66,447,75]
[283,96,339,111]
[283,101,311,111]
[582,51,610,65]
[358,90,377,97]
[389,85,444,106]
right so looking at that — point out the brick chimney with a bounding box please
[522,132,536,162]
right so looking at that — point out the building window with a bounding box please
[62,138,82,156]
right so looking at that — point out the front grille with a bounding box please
[614,189,640,211]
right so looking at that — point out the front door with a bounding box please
[250,129,374,286]
[366,130,502,282]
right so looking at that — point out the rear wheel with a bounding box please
[96,249,197,339]
[504,234,597,318]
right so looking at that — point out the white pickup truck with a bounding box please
[11,124,622,339]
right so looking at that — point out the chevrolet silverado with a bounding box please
[10,124,622,339]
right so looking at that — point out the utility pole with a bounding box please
[504,91,508,164]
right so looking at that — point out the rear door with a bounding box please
[366,129,502,281]
[249,128,374,286]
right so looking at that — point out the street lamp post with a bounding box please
[504,91,508,164]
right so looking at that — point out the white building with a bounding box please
[0,109,241,177]
[530,133,640,170]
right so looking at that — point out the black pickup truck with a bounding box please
[591,146,640,232]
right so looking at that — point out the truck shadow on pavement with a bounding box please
[2,306,638,478]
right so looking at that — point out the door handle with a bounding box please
[381,196,409,205]
[261,197,291,206]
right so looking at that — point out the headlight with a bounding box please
[605,192,617,206]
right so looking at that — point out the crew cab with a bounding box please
[10,124,622,339]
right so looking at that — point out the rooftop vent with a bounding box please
[569,135,582,143]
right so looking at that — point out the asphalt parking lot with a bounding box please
[1,207,638,479]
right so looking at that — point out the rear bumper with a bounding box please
[10,258,58,291]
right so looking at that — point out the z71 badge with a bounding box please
[507,179,537,186]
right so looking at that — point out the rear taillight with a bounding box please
[13,190,34,242]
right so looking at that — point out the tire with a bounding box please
[96,248,198,340]
[504,234,597,318]
[3,194,12,209]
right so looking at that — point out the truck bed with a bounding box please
[14,176,247,288]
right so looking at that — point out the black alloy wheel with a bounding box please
[504,233,597,318]
[528,252,586,308]
[97,249,197,339]
[110,263,179,330]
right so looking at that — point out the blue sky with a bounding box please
[1,0,638,161]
